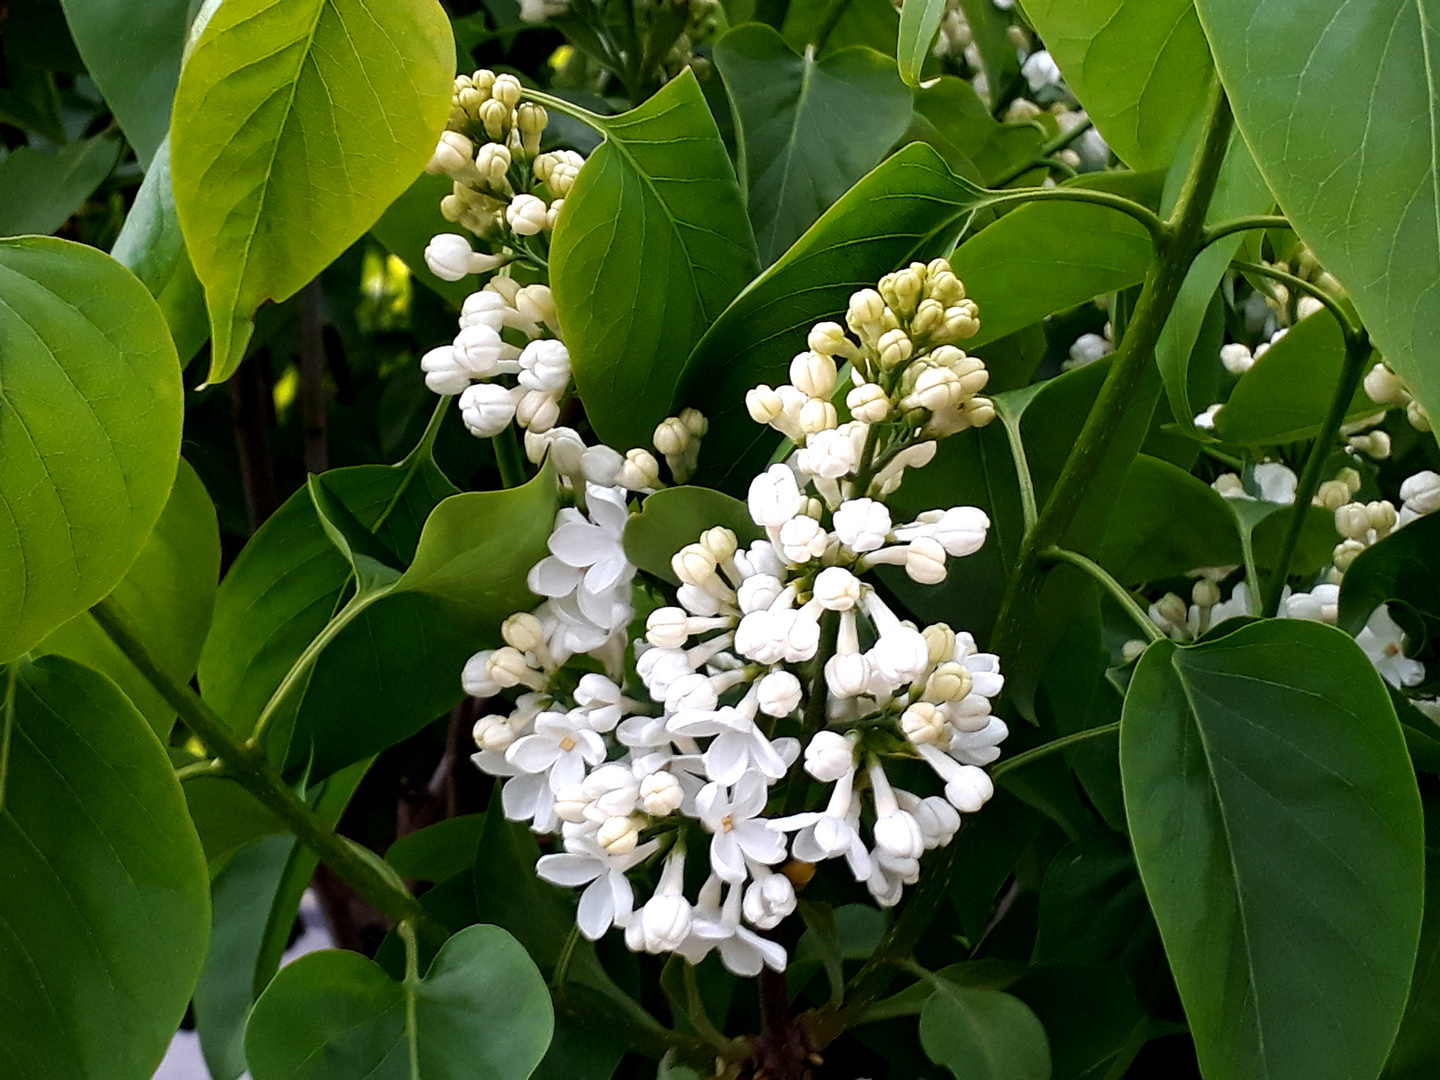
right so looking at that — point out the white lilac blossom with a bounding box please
[458,259,1006,976]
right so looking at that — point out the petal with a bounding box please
[717,937,764,977]
[731,771,769,819]
[737,822,787,865]
[710,833,746,883]
[549,751,585,791]
[577,878,615,939]
[704,733,749,786]
[695,782,726,826]
[537,853,604,888]
[507,735,561,774]
[747,732,788,780]
[791,828,827,864]
[738,928,788,972]
[501,771,546,821]
[528,556,582,597]
[549,521,606,566]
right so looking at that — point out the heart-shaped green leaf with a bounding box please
[0,236,183,663]
[1122,619,1424,1080]
[244,924,553,1080]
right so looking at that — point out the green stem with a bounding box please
[89,596,447,944]
[1200,214,1293,249]
[992,118,1096,187]
[1259,329,1370,616]
[400,921,423,1079]
[1230,258,1362,339]
[174,757,229,782]
[996,398,1037,533]
[684,959,741,1055]
[0,660,17,813]
[989,83,1234,661]
[989,722,1121,781]
[980,186,1165,247]
[1041,546,1161,643]
[495,424,529,488]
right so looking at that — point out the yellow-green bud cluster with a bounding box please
[426,69,578,249]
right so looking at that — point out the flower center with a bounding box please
[1384,642,1401,657]
[720,814,734,833]
[559,736,577,751]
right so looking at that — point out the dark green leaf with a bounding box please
[680,142,988,492]
[1194,0,1440,426]
[550,71,759,448]
[1010,963,1146,1080]
[386,814,486,883]
[909,76,1043,185]
[58,0,194,165]
[919,984,1053,1080]
[0,655,210,1080]
[781,0,900,56]
[953,171,1165,350]
[1122,619,1424,1080]
[37,459,219,737]
[308,474,406,594]
[954,0,1020,109]
[1099,454,1238,585]
[1383,849,1440,1078]
[1337,511,1440,637]
[244,924,553,1080]
[194,835,295,1080]
[0,236,183,662]
[472,796,576,974]
[1214,311,1378,445]
[623,486,762,584]
[0,135,121,236]
[171,0,455,382]
[370,172,474,308]
[1023,0,1213,171]
[715,26,913,264]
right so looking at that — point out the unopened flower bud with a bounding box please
[1220,343,1254,375]
[846,289,886,334]
[424,234,503,281]
[472,714,515,752]
[1335,502,1372,539]
[1192,579,1221,609]
[1315,479,1352,511]
[790,350,838,398]
[654,417,691,456]
[553,783,590,823]
[925,661,972,702]
[1367,500,1397,534]
[944,764,994,812]
[747,385,786,425]
[804,730,855,782]
[486,646,534,688]
[877,328,913,369]
[902,701,948,745]
[672,543,717,586]
[479,98,510,140]
[640,772,684,816]
[846,382,890,423]
[700,526,738,563]
[1401,470,1440,514]
[1155,593,1189,629]
[799,397,838,433]
[942,301,980,340]
[491,73,522,109]
[1333,538,1367,572]
[506,193,549,236]
[778,514,828,563]
[597,815,640,855]
[808,321,854,358]
[813,566,862,611]
[903,536,948,584]
[427,131,476,176]
[618,448,661,490]
[515,388,559,433]
[502,612,545,653]
[1364,363,1409,406]
[757,671,803,717]
[680,408,708,438]
[922,623,955,666]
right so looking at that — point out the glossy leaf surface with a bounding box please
[0,236,182,662]
[919,984,1053,1080]
[0,656,210,1080]
[170,0,454,382]
[1122,620,1424,1080]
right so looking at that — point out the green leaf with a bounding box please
[198,459,459,738]
[396,463,559,620]
[58,0,194,165]
[370,171,474,308]
[909,76,1044,186]
[1121,619,1425,1080]
[0,135,121,236]
[471,796,576,974]
[170,0,455,383]
[897,0,947,87]
[623,485,762,584]
[0,655,210,1080]
[1009,964,1146,1080]
[680,142,988,491]
[308,473,407,594]
[714,26,913,265]
[1383,848,1440,1078]
[194,835,295,1080]
[1214,311,1378,444]
[1194,0,1440,429]
[781,0,900,56]
[386,814,486,883]
[36,459,220,737]
[919,984,1053,1080]
[1337,511,1440,637]
[243,924,554,1080]
[549,71,759,448]
[1099,454,1239,585]
[954,0,1020,109]
[1023,0,1214,171]
[183,772,287,868]
[952,171,1164,350]
[0,236,183,663]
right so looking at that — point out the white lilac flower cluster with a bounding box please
[462,260,1006,976]
[1146,461,1440,690]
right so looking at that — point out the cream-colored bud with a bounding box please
[924,661,972,702]
[963,397,996,427]
[906,366,963,411]
[1333,538,1367,572]
[747,385,785,425]
[1367,500,1397,534]
[1121,640,1148,663]
[799,397,838,433]
[427,131,477,176]
[808,321,854,358]
[790,350,837,398]
[847,382,890,424]
[680,408,708,438]
[901,701,948,746]
[502,611,545,653]
[516,101,547,135]
[640,772,684,816]
[1408,400,1432,432]
[700,526,738,563]
[487,646,533,687]
[654,417,691,456]
[457,86,486,118]
[475,141,512,187]
[846,289,886,333]
[472,714,516,752]
[882,265,925,318]
[911,298,945,338]
[618,448,661,490]
[479,98,510,140]
[942,301,981,340]
[672,543,717,586]
[1192,579,1221,609]
[922,622,956,666]
[1315,479,1352,511]
[1348,430,1391,459]
[597,816,640,855]
[1335,502,1370,539]
[877,328,913,369]
[1337,467,1363,494]
[471,69,498,95]
[801,496,825,520]
[491,73,523,109]
[1155,593,1188,628]
[506,193,549,236]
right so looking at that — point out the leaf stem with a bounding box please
[173,757,229,782]
[1258,328,1370,616]
[495,424,529,488]
[989,83,1234,661]
[989,722,1122,781]
[89,596,447,944]
[1230,258,1363,339]
[0,660,17,814]
[991,117,1096,187]
[996,398,1037,532]
[1200,214,1293,249]
[1040,546,1161,643]
[980,186,1166,247]
[400,920,423,1080]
